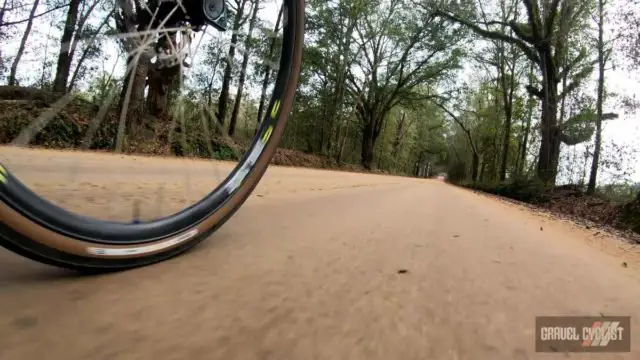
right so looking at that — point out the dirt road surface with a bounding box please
[1,147,640,359]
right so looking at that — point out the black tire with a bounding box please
[0,0,304,272]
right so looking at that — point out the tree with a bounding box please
[619,0,640,69]
[216,0,249,130]
[255,4,283,132]
[436,96,482,182]
[192,36,226,106]
[52,0,79,92]
[7,0,40,86]
[229,0,260,137]
[146,31,182,118]
[586,0,616,193]
[436,0,595,184]
[494,0,524,181]
[347,0,463,169]
[53,0,102,93]
[515,63,537,178]
[67,10,113,91]
[471,0,526,181]
[114,0,151,151]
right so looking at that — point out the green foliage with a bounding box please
[214,146,236,160]
[618,192,640,234]
[461,179,551,203]
[598,183,640,205]
[0,90,118,149]
[560,107,597,145]
[0,0,633,194]
[84,71,121,103]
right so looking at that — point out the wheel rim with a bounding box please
[0,0,301,244]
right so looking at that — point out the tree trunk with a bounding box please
[336,115,350,164]
[8,0,40,86]
[116,53,150,151]
[146,31,179,119]
[328,17,355,156]
[391,112,406,164]
[217,0,247,130]
[229,0,259,137]
[40,18,54,88]
[471,151,479,183]
[588,0,606,194]
[53,0,80,93]
[147,65,179,118]
[517,63,535,178]
[499,47,516,181]
[255,5,283,132]
[517,96,533,178]
[205,56,222,106]
[491,124,499,182]
[499,109,512,181]
[68,11,111,91]
[376,117,389,170]
[537,51,561,185]
[361,120,375,169]
[318,78,329,152]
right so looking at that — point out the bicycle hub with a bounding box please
[142,0,228,32]
[183,0,228,31]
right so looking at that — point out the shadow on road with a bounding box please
[0,225,236,287]
[0,253,82,286]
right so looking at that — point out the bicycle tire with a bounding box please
[0,0,304,272]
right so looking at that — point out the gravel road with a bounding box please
[1,147,639,359]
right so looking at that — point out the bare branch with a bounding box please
[431,101,478,155]
[526,84,543,99]
[435,10,540,64]
[1,3,69,27]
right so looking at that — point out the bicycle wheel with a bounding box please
[0,0,304,272]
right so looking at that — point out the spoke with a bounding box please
[4,0,287,223]
[190,25,208,61]
[81,56,134,150]
[116,1,185,152]
[115,51,142,152]
[112,26,190,41]
[80,89,119,150]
